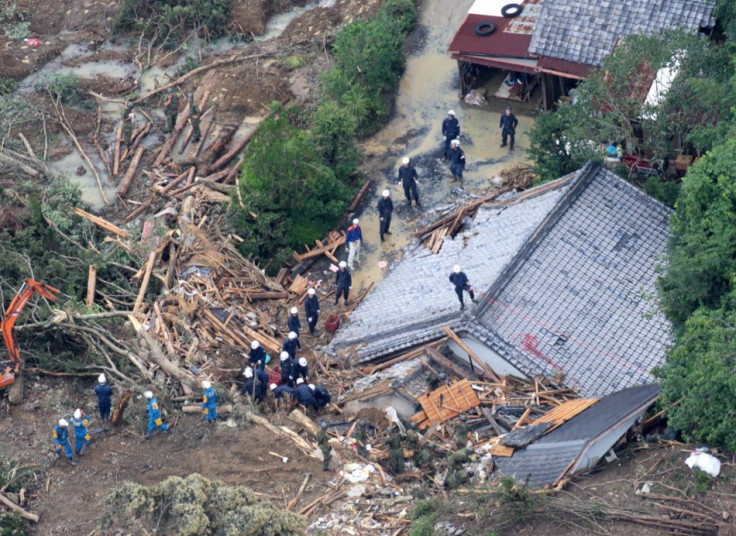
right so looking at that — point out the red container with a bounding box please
[266,365,281,387]
[325,314,341,333]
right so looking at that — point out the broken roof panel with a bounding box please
[528,0,715,67]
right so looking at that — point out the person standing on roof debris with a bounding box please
[398,157,420,207]
[94,373,112,422]
[386,428,405,474]
[279,351,296,387]
[346,219,363,271]
[270,383,295,410]
[445,448,474,489]
[163,87,179,133]
[453,415,470,450]
[377,190,394,242]
[282,331,301,359]
[304,288,320,336]
[144,390,169,439]
[318,428,331,471]
[71,408,91,456]
[334,261,352,306]
[122,101,135,147]
[448,140,465,181]
[499,106,518,150]
[294,378,319,410]
[310,383,331,408]
[441,110,460,160]
[187,93,201,142]
[249,340,267,371]
[202,380,217,423]
[449,265,477,310]
[52,419,75,466]
[287,307,301,336]
[295,357,309,381]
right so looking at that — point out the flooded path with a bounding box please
[348,0,537,292]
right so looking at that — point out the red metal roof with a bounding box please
[537,57,591,79]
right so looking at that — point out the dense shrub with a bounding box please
[113,0,232,41]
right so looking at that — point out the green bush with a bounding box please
[113,0,232,41]
[0,1,30,40]
[642,175,681,208]
[409,499,439,536]
[0,512,26,536]
[34,73,85,107]
[0,76,18,95]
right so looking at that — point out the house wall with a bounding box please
[344,392,417,421]
[571,411,645,471]
[449,336,528,378]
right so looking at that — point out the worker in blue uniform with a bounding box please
[296,357,309,381]
[311,384,332,408]
[377,190,394,243]
[449,264,477,310]
[270,383,295,410]
[279,351,295,387]
[202,380,217,422]
[304,288,320,335]
[287,307,301,336]
[242,367,269,401]
[294,378,319,410]
[441,110,460,159]
[398,157,420,206]
[335,261,352,304]
[448,140,466,181]
[144,390,169,439]
[282,331,301,359]
[71,408,91,456]
[249,340,267,370]
[52,419,75,465]
[94,373,113,422]
[499,106,519,150]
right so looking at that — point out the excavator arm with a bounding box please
[0,278,60,389]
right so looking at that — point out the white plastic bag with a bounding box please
[685,452,721,477]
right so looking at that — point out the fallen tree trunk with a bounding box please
[182,404,233,414]
[289,408,321,439]
[111,389,132,428]
[0,491,39,522]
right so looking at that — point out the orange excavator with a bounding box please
[0,278,60,390]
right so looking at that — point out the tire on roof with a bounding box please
[501,3,523,18]
[474,21,496,36]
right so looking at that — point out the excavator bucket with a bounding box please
[0,367,14,390]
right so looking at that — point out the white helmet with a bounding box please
[244,367,253,379]
[296,378,304,385]
[307,288,316,296]
[353,218,359,225]
[448,110,455,116]
[309,384,316,390]
[270,383,278,391]
[298,357,308,367]
[59,419,69,427]
[280,351,290,361]
[402,157,410,164]
[451,139,460,147]
[202,380,212,389]
[382,189,390,197]
[251,340,260,350]
[288,331,297,340]
[144,391,153,399]
[453,265,461,273]
[339,261,347,268]
[98,373,106,384]
[290,307,298,315]
[73,409,82,420]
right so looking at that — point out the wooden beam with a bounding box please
[73,207,127,238]
[117,146,145,197]
[443,327,501,382]
[86,264,97,308]
[133,251,156,313]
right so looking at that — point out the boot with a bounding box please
[67,458,76,466]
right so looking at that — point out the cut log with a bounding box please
[289,408,321,438]
[117,146,145,197]
[182,404,233,414]
[153,91,210,168]
[111,389,132,428]
[73,208,127,238]
[0,491,39,522]
[86,264,97,308]
[348,178,371,211]
[133,251,156,313]
[208,127,258,172]
[113,124,123,176]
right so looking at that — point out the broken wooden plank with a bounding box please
[86,264,97,308]
[443,327,501,382]
[117,145,145,197]
[73,207,128,238]
[133,251,156,313]
[348,178,372,211]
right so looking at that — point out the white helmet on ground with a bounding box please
[454,265,461,273]
[353,218,359,225]
[290,307,298,315]
[339,261,347,268]
[73,409,82,420]
[251,340,260,350]
[244,367,253,379]
[298,357,308,367]
[280,351,290,361]
[307,288,316,296]
[296,378,304,385]
[382,189,390,197]
[144,391,153,399]
[59,419,68,427]
[98,373,106,384]
[202,380,212,389]
[270,383,278,391]
[288,331,297,340]
[402,157,410,164]
[309,384,316,390]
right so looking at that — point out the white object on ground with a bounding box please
[685,451,721,477]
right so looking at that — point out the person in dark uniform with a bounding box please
[287,307,301,336]
[188,93,201,142]
[310,384,331,408]
[122,101,135,147]
[449,264,477,310]
[334,261,351,305]
[163,87,178,133]
[270,383,295,410]
[448,140,466,181]
[441,110,460,160]
[304,288,319,335]
[296,357,309,381]
[282,331,301,359]
[377,189,394,242]
[294,378,319,410]
[279,351,295,387]
[499,106,519,150]
[398,157,420,206]
[249,340,267,370]
[94,373,113,422]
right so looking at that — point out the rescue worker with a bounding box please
[188,93,201,142]
[449,264,477,310]
[279,351,296,387]
[202,380,217,423]
[144,390,169,439]
[398,157,420,206]
[354,422,369,457]
[295,357,309,381]
[71,408,91,456]
[334,261,351,306]
[445,448,474,489]
[345,219,363,271]
[241,367,268,401]
[282,331,301,359]
[122,101,134,147]
[287,307,301,336]
[448,139,466,181]
[377,189,394,242]
[294,378,319,410]
[52,419,75,466]
[441,110,460,160]
[453,415,470,450]
[386,428,405,474]
[311,384,331,408]
[270,383,295,410]
[163,87,178,133]
[304,288,320,335]
[249,340,267,371]
[94,373,112,422]
[317,428,331,471]
[499,106,518,150]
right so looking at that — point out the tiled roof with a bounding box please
[494,439,587,489]
[470,163,672,396]
[528,0,715,66]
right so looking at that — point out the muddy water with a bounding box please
[48,143,119,210]
[350,0,537,293]
[256,0,338,41]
